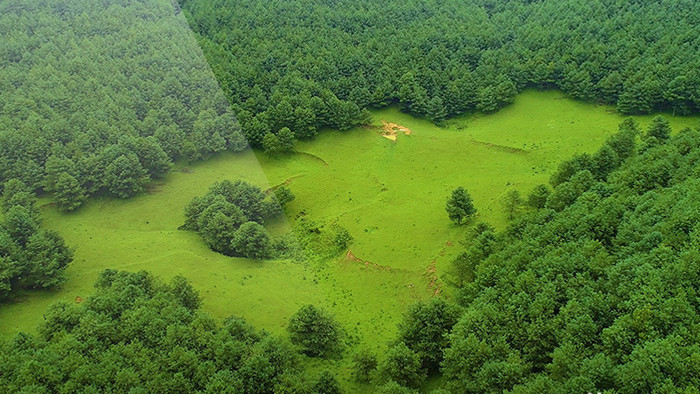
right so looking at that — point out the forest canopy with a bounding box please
[180,0,700,145]
[0,270,311,393]
[0,0,246,209]
[431,119,700,393]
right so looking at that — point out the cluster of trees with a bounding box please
[0,270,342,392]
[377,118,700,392]
[180,0,700,142]
[0,0,246,210]
[263,127,295,156]
[345,298,461,391]
[183,180,294,258]
[0,179,72,303]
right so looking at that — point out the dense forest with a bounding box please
[0,270,324,392]
[180,0,700,145]
[400,119,700,392]
[0,0,245,209]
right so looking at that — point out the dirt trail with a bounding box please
[266,174,305,193]
[345,249,393,271]
[424,260,441,296]
[294,151,329,166]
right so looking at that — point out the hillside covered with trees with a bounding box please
[374,120,700,392]
[0,0,246,209]
[0,270,316,392]
[180,0,700,145]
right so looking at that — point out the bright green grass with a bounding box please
[1,90,697,390]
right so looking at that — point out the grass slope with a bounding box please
[1,90,697,389]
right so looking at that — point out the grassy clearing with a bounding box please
[1,89,697,389]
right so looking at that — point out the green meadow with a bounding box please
[1,89,698,385]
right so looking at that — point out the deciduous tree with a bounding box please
[446,187,476,224]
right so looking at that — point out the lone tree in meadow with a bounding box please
[501,189,524,220]
[446,187,476,224]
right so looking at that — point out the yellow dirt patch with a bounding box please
[380,120,413,141]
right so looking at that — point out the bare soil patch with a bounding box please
[380,121,413,141]
[266,174,306,193]
[424,260,441,296]
[345,249,392,271]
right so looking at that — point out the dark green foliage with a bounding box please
[591,145,619,180]
[615,145,680,194]
[0,0,245,208]
[646,115,672,142]
[262,133,282,156]
[170,275,202,311]
[129,136,173,179]
[642,115,672,151]
[274,186,296,208]
[549,153,593,187]
[1,179,38,218]
[397,298,461,372]
[264,185,296,219]
[104,154,149,198]
[446,187,476,224]
[352,348,378,382]
[608,118,640,161]
[435,122,700,392]
[427,96,447,124]
[0,180,69,301]
[53,173,88,211]
[376,381,415,394]
[287,304,343,358]
[184,180,288,258]
[311,371,342,394]
[378,342,426,388]
[527,184,550,209]
[277,128,296,152]
[333,227,353,252]
[0,270,303,392]
[4,206,39,246]
[181,0,699,138]
[546,170,595,212]
[209,180,267,223]
[199,212,239,254]
[22,230,73,289]
[231,222,271,259]
[447,225,496,289]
